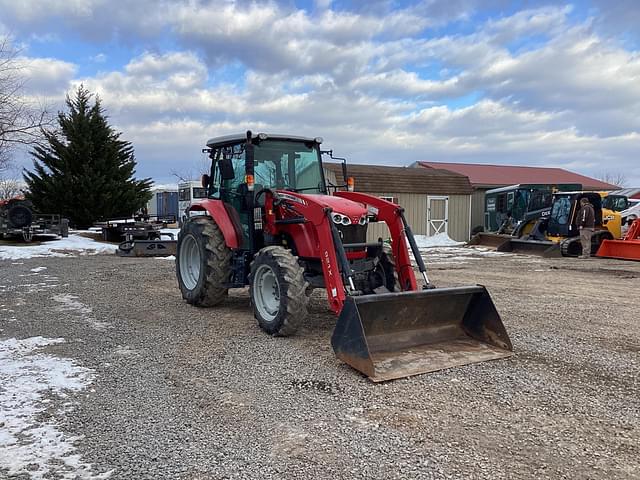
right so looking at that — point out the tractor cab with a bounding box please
[547,191,603,238]
[203,133,328,249]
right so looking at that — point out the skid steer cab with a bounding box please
[176,131,512,381]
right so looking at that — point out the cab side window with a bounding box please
[552,197,571,225]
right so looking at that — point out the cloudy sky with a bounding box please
[2,0,639,185]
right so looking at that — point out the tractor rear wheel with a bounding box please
[249,246,309,336]
[176,217,232,306]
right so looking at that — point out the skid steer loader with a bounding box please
[497,191,621,257]
[468,183,581,249]
[175,132,512,381]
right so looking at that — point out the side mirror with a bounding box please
[201,174,210,189]
[219,158,235,180]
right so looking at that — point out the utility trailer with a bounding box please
[96,216,177,257]
[96,215,175,242]
[0,198,68,242]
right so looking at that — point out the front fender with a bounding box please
[187,199,241,249]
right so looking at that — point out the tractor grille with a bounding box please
[337,224,367,245]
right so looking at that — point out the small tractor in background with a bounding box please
[175,132,512,382]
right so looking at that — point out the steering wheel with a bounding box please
[255,188,276,207]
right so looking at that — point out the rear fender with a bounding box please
[187,199,241,249]
[334,191,418,291]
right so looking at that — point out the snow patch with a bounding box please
[53,294,93,316]
[0,336,111,479]
[52,294,110,331]
[160,228,180,238]
[416,245,508,265]
[0,234,116,261]
[413,233,464,248]
[30,267,47,273]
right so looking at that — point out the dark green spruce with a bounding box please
[24,85,152,228]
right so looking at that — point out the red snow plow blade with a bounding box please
[596,219,640,261]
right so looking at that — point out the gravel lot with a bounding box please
[1,249,638,479]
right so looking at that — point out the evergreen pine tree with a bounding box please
[24,85,152,228]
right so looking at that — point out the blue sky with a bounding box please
[1,0,639,185]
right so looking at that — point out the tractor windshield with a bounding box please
[253,140,325,194]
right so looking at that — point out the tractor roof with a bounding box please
[206,133,319,148]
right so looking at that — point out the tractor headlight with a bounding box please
[332,213,352,225]
[358,215,368,226]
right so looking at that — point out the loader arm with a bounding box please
[263,190,348,314]
[334,191,418,291]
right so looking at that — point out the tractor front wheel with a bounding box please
[176,217,232,306]
[249,246,309,336]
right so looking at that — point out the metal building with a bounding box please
[324,163,474,242]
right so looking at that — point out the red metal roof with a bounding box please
[416,161,618,190]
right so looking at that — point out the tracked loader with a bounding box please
[497,191,621,257]
[175,132,512,381]
[468,183,581,249]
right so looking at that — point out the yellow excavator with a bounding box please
[495,191,622,257]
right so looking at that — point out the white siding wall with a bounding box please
[471,188,487,232]
[365,193,471,242]
[323,168,471,241]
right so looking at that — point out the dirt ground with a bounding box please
[0,249,638,479]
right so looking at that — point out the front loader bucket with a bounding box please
[467,232,513,249]
[496,239,561,257]
[331,286,512,382]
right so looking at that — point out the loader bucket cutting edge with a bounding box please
[468,232,514,249]
[331,286,512,382]
[496,239,561,257]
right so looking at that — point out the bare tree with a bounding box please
[0,36,51,172]
[0,176,23,200]
[596,170,627,188]
[170,152,211,184]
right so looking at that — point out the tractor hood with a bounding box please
[282,192,367,223]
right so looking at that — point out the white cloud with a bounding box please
[17,56,77,95]
[3,2,639,185]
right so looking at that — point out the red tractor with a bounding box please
[176,132,512,381]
